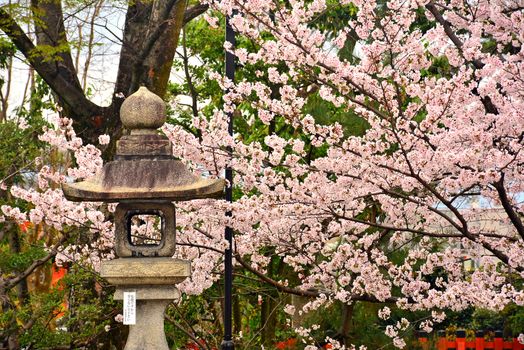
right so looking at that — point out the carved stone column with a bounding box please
[101,258,191,350]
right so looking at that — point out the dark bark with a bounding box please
[494,175,524,240]
[183,4,209,25]
[114,1,154,98]
[233,290,241,336]
[260,294,278,347]
[0,0,209,149]
[31,0,82,92]
[425,2,498,115]
[260,256,285,347]
[0,6,106,144]
[140,0,187,96]
[339,303,354,346]
[7,229,29,304]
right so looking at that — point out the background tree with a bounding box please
[0,0,209,146]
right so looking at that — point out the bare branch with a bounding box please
[183,3,209,26]
[3,234,69,291]
[165,314,210,350]
[493,175,524,240]
[0,7,104,119]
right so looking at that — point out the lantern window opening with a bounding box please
[126,210,165,248]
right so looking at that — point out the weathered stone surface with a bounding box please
[61,86,225,203]
[123,298,173,350]
[114,201,176,258]
[102,260,190,349]
[116,134,172,158]
[100,258,190,285]
[61,87,202,350]
[120,86,166,131]
[114,285,180,300]
[62,163,224,202]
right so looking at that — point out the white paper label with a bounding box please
[123,291,136,325]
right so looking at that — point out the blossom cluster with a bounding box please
[179,0,524,347]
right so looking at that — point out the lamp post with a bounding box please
[63,87,224,350]
[222,12,236,350]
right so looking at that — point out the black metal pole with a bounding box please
[221,12,236,350]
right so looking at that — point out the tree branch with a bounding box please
[183,3,209,26]
[235,253,398,303]
[31,0,81,90]
[2,234,68,291]
[127,0,186,95]
[165,314,210,350]
[493,175,524,240]
[425,2,498,115]
[0,7,104,120]
[235,253,320,297]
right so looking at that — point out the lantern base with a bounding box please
[101,258,191,350]
[114,286,177,350]
[100,257,190,285]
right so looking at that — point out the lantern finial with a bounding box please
[120,86,166,133]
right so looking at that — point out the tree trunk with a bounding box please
[31,0,82,92]
[260,295,278,347]
[115,0,190,99]
[0,0,208,151]
[260,256,282,347]
[233,290,241,337]
[339,303,355,346]
[142,0,187,97]
[7,229,29,304]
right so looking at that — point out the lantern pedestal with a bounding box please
[115,288,175,350]
[101,258,191,350]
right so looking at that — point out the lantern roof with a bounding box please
[62,87,224,202]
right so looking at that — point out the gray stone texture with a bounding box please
[101,259,190,350]
[61,87,219,349]
[100,257,191,285]
[120,86,166,131]
[123,298,172,350]
[114,201,176,258]
[62,87,225,203]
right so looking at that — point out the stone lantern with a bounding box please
[63,87,224,350]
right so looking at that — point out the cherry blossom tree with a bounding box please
[168,0,524,347]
